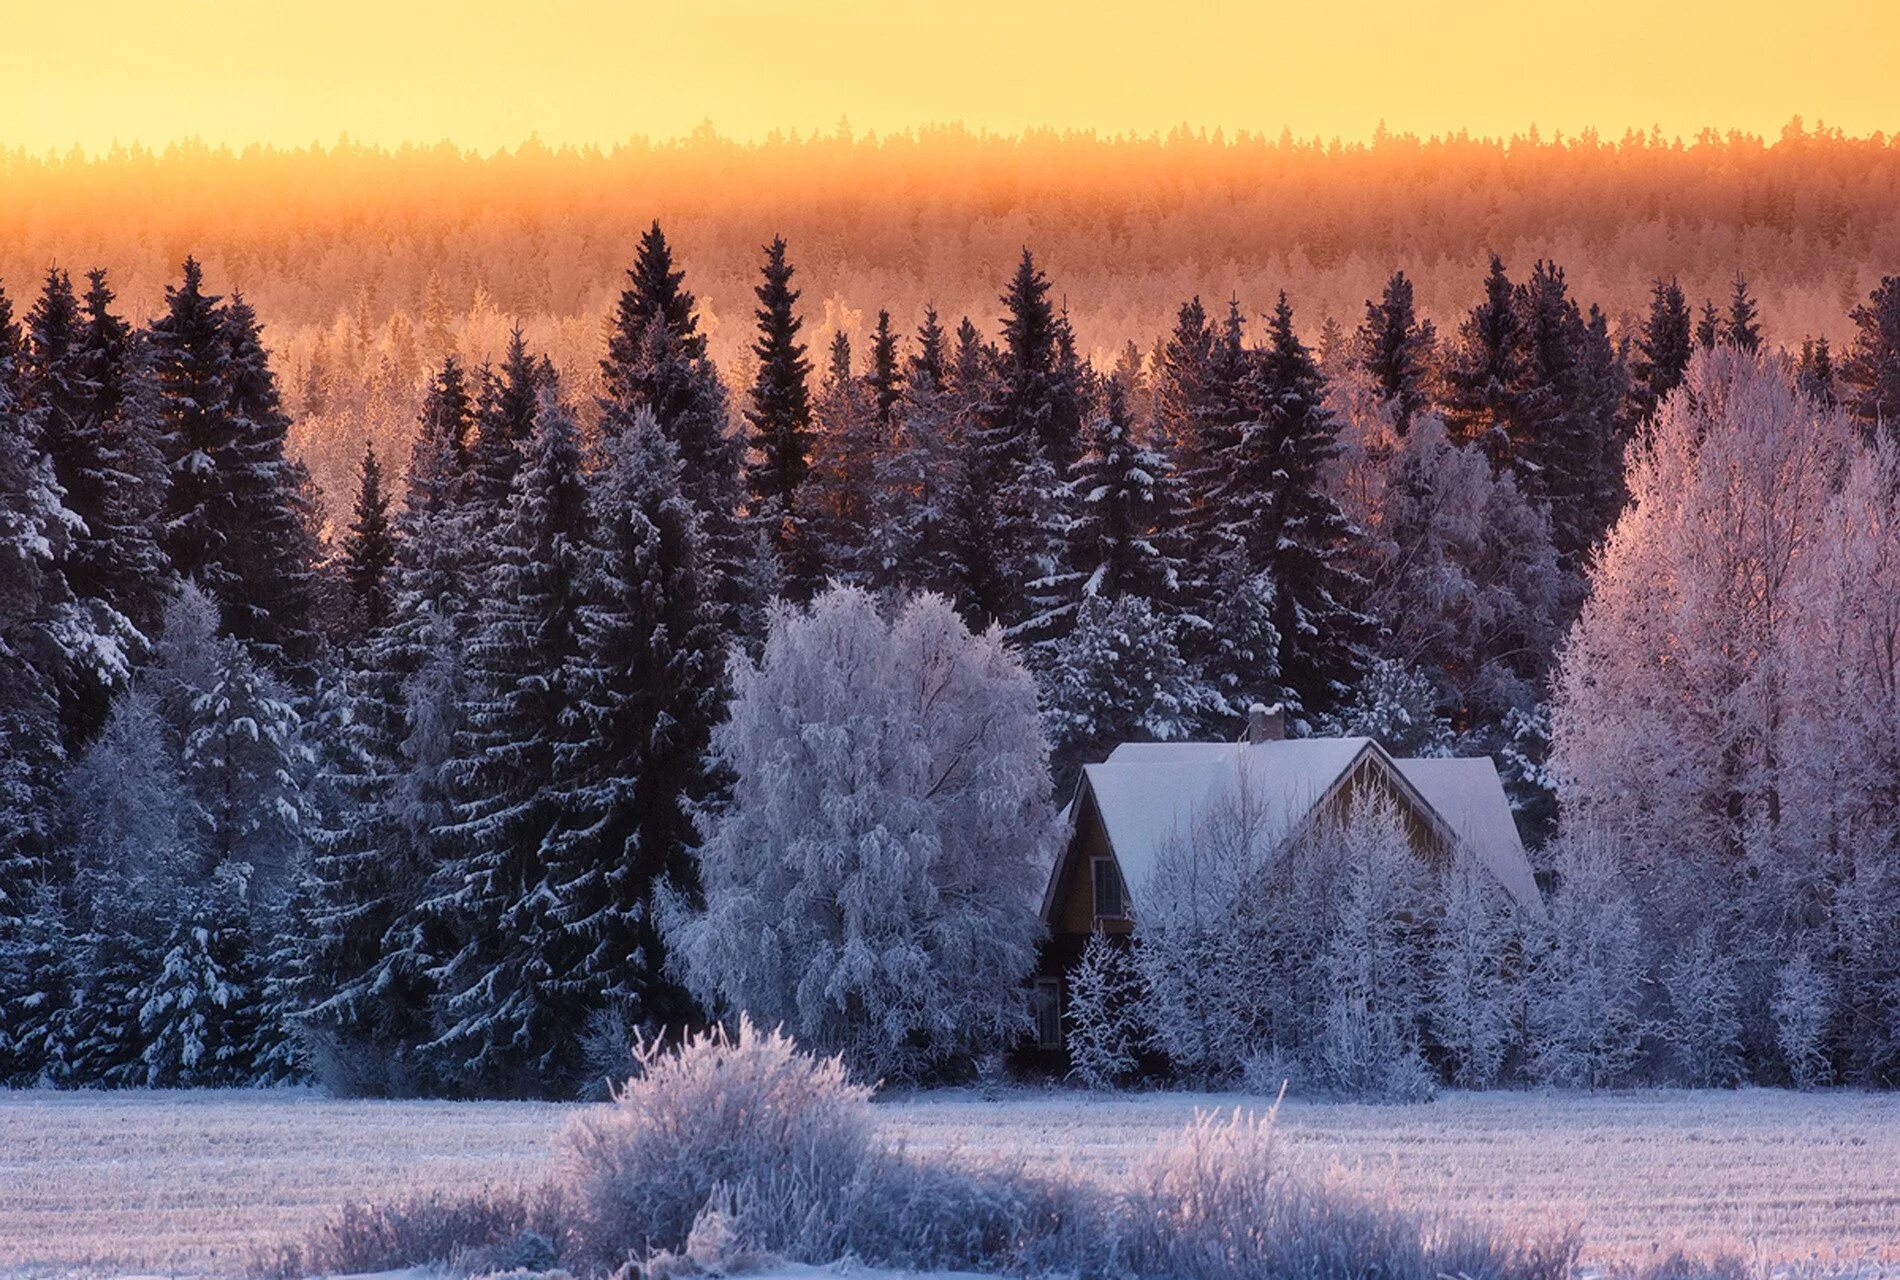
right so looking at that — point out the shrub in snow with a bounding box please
[1119,1107,1578,1280]
[1773,946,1834,1089]
[1314,792,1436,1101]
[1066,930,1143,1088]
[668,586,1053,1082]
[1525,831,1646,1088]
[1661,924,1744,1087]
[554,1019,874,1265]
[257,1182,567,1279]
[1430,848,1522,1088]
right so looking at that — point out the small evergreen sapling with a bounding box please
[1066,931,1142,1089]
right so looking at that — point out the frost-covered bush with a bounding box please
[258,1182,567,1278]
[1661,924,1744,1087]
[669,587,1053,1082]
[1431,848,1522,1088]
[1525,831,1647,1088]
[1120,1108,1578,1280]
[1773,946,1834,1089]
[1313,792,1435,1101]
[1066,930,1143,1088]
[554,1019,873,1266]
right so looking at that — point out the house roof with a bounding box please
[1067,737,1543,919]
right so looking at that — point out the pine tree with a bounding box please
[1065,379,1179,604]
[431,395,593,1095]
[1352,269,1436,433]
[1217,294,1370,726]
[469,328,543,514]
[1842,275,1900,437]
[1441,254,1524,452]
[1696,299,1723,349]
[340,441,395,640]
[220,292,320,683]
[1797,336,1838,408]
[1726,273,1763,353]
[550,407,721,1041]
[600,222,745,618]
[1629,277,1694,426]
[743,236,815,591]
[867,308,902,426]
[136,869,261,1087]
[179,633,310,891]
[870,307,960,598]
[0,323,72,915]
[806,331,881,588]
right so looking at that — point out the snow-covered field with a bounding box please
[2,1087,1897,1276]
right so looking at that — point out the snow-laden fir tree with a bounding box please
[1043,593,1197,786]
[1440,254,1525,452]
[549,405,723,1044]
[600,222,747,623]
[670,587,1052,1082]
[1352,269,1436,434]
[869,307,960,599]
[867,308,902,426]
[339,441,395,642]
[1213,294,1370,728]
[179,630,311,891]
[1430,846,1521,1088]
[0,881,75,1086]
[1842,275,1900,436]
[1066,930,1142,1089]
[57,683,192,1085]
[806,330,882,589]
[430,393,593,1095]
[1629,276,1694,427]
[1660,923,1744,1087]
[1524,831,1646,1088]
[0,317,73,914]
[1726,273,1763,354]
[136,865,261,1087]
[469,327,544,515]
[1064,378,1180,606]
[742,235,816,594]
[1314,791,1435,1100]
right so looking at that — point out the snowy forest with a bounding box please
[3,216,1900,1100]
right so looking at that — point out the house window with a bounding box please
[1032,978,1063,1050]
[1092,856,1127,921]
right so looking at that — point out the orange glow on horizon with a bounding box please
[1,0,1894,155]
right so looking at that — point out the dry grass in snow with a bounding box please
[1,1086,1896,1275]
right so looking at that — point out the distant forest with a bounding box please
[5,121,1899,516]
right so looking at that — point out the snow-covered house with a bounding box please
[1029,705,1543,1057]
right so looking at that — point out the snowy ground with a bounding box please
[1,1087,1897,1276]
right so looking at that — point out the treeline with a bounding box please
[8,120,1900,521]
[2,216,1898,1094]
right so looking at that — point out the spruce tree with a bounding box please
[997,249,1085,472]
[870,307,959,598]
[432,395,593,1095]
[1353,269,1437,433]
[867,308,902,425]
[1442,254,1524,454]
[1842,275,1900,436]
[470,327,543,513]
[341,441,395,640]
[1797,336,1838,408]
[941,318,1010,626]
[1696,299,1723,349]
[150,259,237,589]
[806,331,881,589]
[1629,277,1694,426]
[1726,273,1763,353]
[0,324,72,915]
[742,235,815,592]
[1065,379,1179,604]
[1218,295,1371,724]
[550,407,721,1041]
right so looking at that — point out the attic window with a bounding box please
[1092,856,1127,921]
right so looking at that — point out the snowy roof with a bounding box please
[1390,755,1543,915]
[1072,737,1542,918]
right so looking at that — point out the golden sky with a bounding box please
[2,0,1892,153]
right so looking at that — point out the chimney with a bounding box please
[1247,703,1285,744]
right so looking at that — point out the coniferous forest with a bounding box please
[4,204,1900,1097]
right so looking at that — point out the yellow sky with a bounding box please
[2,0,1892,153]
